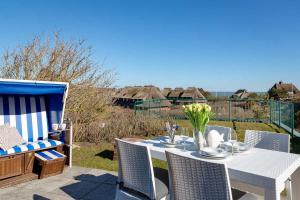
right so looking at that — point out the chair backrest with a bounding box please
[205,125,232,142]
[0,95,49,142]
[166,151,232,200]
[244,130,290,153]
[115,138,157,199]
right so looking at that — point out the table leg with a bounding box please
[291,167,300,200]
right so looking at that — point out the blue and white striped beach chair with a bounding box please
[0,79,72,162]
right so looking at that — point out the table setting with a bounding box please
[136,104,300,199]
[158,104,251,160]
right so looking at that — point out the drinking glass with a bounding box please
[229,130,238,155]
[180,127,189,151]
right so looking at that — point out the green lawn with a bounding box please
[73,120,292,172]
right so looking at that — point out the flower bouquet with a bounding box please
[183,103,213,150]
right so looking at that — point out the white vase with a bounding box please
[193,129,206,151]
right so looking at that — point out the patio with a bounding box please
[0,166,117,200]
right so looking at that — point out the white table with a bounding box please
[136,136,300,200]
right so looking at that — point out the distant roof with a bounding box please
[180,87,206,99]
[232,89,250,99]
[272,81,300,93]
[162,88,172,97]
[168,88,184,98]
[166,87,206,99]
[114,86,166,100]
[234,89,247,94]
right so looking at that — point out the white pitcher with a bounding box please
[207,130,224,148]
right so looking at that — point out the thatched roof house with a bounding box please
[133,86,165,100]
[168,87,184,98]
[162,88,172,97]
[114,86,139,99]
[114,86,171,108]
[269,81,300,100]
[231,89,250,99]
[181,87,206,99]
[272,81,299,93]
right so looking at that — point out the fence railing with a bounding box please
[134,98,297,137]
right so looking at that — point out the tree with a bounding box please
[0,33,115,141]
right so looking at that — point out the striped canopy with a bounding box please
[0,79,68,143]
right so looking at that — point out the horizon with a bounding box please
[0,1,299,91]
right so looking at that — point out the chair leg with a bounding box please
[285,178,292,200]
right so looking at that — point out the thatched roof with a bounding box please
[168,87,184,98]
[231,89,250,99]
[114,86,166,100]
[114,87,141,99]
[272,81,300,93]
[133,86,165,100]
[198,88,212,98]
[162,88,172,97]
[181,87,206,99]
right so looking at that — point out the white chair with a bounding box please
[232,130,291,200]
[244,130,290,153]
[165,150,258,200]
[115,138,168,200]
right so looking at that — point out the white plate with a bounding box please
[194,150,229,159]
[195,148,230,159]
[201,147,223,156]
[161,141,182,148]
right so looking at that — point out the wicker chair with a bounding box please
[244,130,290,153]
[231,130,291,199]
[165,150,258,200]
[115,139,168,200]
[205,125,232,142]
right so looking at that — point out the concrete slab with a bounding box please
[0,166,118,200]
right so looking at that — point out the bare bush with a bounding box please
[75,107,166,143]
[0,33,115,141]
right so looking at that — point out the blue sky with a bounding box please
[0,0,299,91]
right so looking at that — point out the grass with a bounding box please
[177,120,287,141]
[73,142,118,171]
[73,120,291,172]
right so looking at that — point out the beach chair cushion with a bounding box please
[0,139,63,156]
[0,124,26,151]
[0,95,49,142]
[35,149,65,161]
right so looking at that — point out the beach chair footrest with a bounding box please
[35,150,66,179]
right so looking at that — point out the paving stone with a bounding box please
[83,183,116,200]
[0,186,19,195]
[57,166,94,180]
[103,174,118,185]
[19,176,73,193]
[52,179,100,199]
[75,170,117,184]
[1,167,118,200]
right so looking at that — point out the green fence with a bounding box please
[134,98,297,136]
